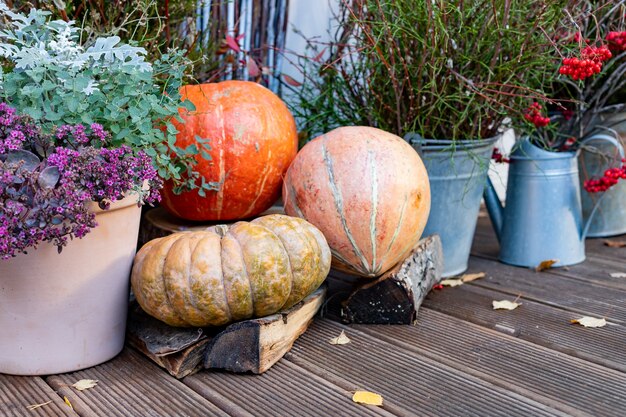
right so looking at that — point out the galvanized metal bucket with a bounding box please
[406,134,498,277]
[484,138,616,268]
[579,115,626,237]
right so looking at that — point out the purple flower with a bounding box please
[0,102,161,258]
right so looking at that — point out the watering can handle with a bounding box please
[578,133,625,159]
[578,132,624,240]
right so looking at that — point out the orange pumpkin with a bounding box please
[160,81,298,221]
[282,126,430,278]
[131,214,331,327]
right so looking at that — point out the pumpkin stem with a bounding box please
[212,224,230,237]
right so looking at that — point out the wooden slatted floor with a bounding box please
[2,215,625,417]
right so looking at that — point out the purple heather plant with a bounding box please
[0,103,161,259]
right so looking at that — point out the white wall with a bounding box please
[284,0,337,82]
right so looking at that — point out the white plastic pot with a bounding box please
[0,195,141,375]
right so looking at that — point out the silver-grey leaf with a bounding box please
[6,150,40,171]
[38,166,60,189]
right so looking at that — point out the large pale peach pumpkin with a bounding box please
[282,126,430,278]
[160,80,298,221]
[131,214,331,327]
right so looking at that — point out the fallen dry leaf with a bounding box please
[609,272,626,278]
[72,379,98,391]
[63,396,73,410]
[26,400,52,411]
[604,239,626,248]
[571,317,607,328]
[440,279,463,287]
[352,391,383,406]
[461,272,486,282]
[329,330,351,345]
[492,300,521,310]
[535,259,559,272]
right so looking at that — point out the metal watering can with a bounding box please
[483,135,623,267]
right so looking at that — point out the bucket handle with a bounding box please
[578,132,624,241]
[404,133,424,155]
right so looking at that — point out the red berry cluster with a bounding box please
[583,159,626,193]
[606,31,626,52]
[524,102,550,127]
[491,147,509,163]
[559,46,612,80]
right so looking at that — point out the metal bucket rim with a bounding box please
[407,134,500,152]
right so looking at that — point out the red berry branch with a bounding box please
[559,45,612,80]
[606,31,626,52]
[524,102,550,127]
[583,159,626,193]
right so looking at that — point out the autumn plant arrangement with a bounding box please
[0,3,202,375]
[518,0,626,237]
[287,0,568,276]
[0,104,160,258]
[289,0,568,142]
[0,3,209,194]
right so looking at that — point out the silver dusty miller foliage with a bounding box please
[0,2,214,193]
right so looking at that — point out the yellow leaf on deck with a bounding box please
[63,396,73,410]
[26,400,52,410]
[604,239,626,248]
[535,259,558,272]
[440,279,463,287]
[72,379,98,391]
[571,317,607,328]
[461,272,485,282]
[492,300,521,310]
[329,330,351,345]
[352,391,383,406]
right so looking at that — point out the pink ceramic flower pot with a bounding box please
[0,195,141,375]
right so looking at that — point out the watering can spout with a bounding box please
[484,178,503,242]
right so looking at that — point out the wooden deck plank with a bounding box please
[286,319,570,417]
[422,283,626,372]
[0,375,78,417]
[351,308,626,417]
[584,236,626,262]
[46,349,228,417]
[463,257,626,324]
[184,359,397,417]
[474,217,626,290]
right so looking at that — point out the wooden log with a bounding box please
[204,286,326,373]
[126,303,211,378]
[327,235,443,325]
[127,286,326,378]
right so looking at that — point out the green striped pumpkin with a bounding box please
[282,126,431,278]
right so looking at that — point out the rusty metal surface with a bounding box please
[46,349,227,417]
[0,375,78,417]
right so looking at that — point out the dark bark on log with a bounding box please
[127,287,325,378]
[327,235,443,325]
